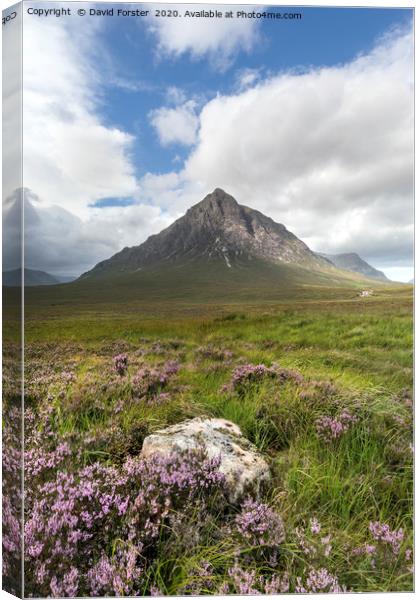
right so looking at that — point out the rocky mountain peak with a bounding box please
[193,187,237,209]
[82,189,330,276]
[186,188,241,221]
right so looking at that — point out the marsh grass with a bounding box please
[4,286,412,594]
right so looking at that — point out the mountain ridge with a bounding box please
[17,189,400,306]
[2,268,76,287]
[318,252,388,282]
[3,268,60,287]
[81,188,333,278]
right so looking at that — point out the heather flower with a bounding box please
[50,567,79,597]
[312,380,338,396]
[231,363,277,391]
[352,543,377,557]
[219,383,231,394]
[321,535,332,557]
[197,345,234,361]
[310,517,321,534]
[2,497,21,555]
[295,526,316,558]
[86,555,115,596]
[218,582,230,595]
[369,521,404,555]
[227,564,260,595]
[2,407,24,596]
[114,353,128,376]
[154,392,172,405]
[264,573,290,594]
[25,441,71,478]
[234,499,285,547]
[315,409,358,442]
[87,546,143,596]
[150,342,165,355]
[340,408,358,424]
[164,360,180,376]
[226,564,289,595]
[24,447,226,597]
[229,362,303,394]
[2,494,21,594]
[276,367,305,385]
[132,360,179,398]
[296,568,347,593]
[150,585,164,596]
[295,519,335,561]
[179,561,216,594]
[61,370,76,385]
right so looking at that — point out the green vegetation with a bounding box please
[3,280,413,594]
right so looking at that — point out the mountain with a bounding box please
[82,188,333,278]
[318,253,388,282]
[3,268,61,287]
[67,189,395,304]
[55,275,77,284]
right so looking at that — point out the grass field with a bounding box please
[2,281,413,595]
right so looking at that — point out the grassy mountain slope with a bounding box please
[12,257,393,311]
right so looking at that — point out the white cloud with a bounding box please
[20,13,138,218]
[2,6,22,205]
[177,26,414,267]
[235,68,261,90]
[4,15,413,277]
[3,190,172,276]
[149,100,199,146]
[147,5,260,71]
[166,86,188,105]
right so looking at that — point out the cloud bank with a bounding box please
[152,26,414,271]
[3,189,172,276]
[21,13,138,218]
[3,11,413,281]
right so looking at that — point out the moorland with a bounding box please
[2,277,413,596]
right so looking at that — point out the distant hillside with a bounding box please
[318,253,388,282]
[3,268,60,287]
[55,275,77,283]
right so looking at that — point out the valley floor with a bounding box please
[2,286,413,595]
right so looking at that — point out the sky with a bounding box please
[2,2,414,280]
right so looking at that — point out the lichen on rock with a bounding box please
[141,417,271,503]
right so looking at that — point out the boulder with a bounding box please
[141,417,271,503]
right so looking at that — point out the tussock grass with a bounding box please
[8,285,412,593]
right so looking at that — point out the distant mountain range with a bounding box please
[5,190,393,298]
[317,253,388,282]
[2,268,75,287]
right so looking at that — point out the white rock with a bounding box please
[141,417,271,503]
